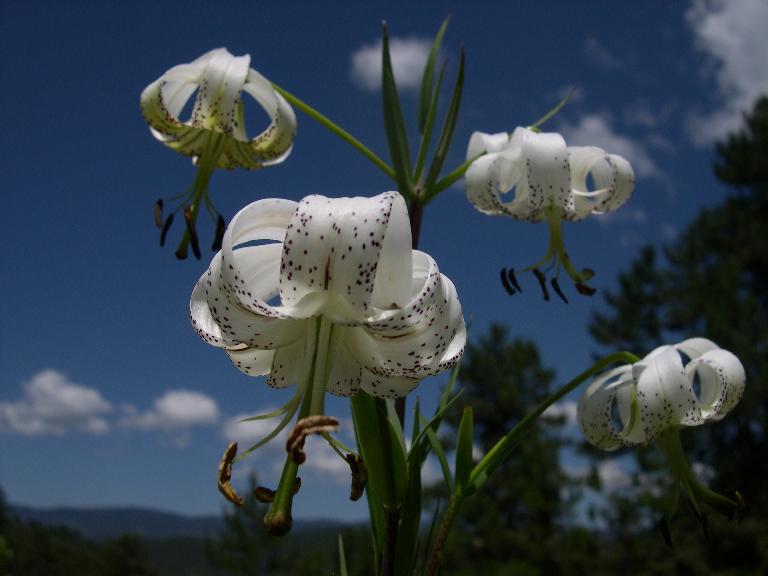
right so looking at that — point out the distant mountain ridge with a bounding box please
[8,504,345,541]
[8,504,224,540]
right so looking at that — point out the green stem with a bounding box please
[469,351,640,489]
[263,318,331,535]
[175,134,224,258]
[272,83,396,181]
[424,153,481,202]
[424,492,462,576]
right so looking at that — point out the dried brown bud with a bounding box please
[217,442,243,506]
[286,415,340,464]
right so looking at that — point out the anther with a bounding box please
[500,268,516,295]
[160,214,174,247]
[184,205,202,260]
[254,477,301,503]
[286,416,340,464]
[344,453,368,501]
[507,268,522,292]
[575,282,597,296]
[154,199,164,229]
[550,278,568,303]
[212,215,226,252]
[217,442,243,506]
[532,268,550,301]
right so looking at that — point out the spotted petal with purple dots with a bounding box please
[577,338,745,451]
[190,191,466,399]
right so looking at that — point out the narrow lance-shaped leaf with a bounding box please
[418,16,450,133]
[338,534,349,576]
[414,63,447,182]
[424,420,453,493]
[454,406,474,493]
[394,432,423,576]
[381,22,414,198]
[423,46,465,191]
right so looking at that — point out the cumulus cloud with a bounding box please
[0,370,112,436]
[222,411,284,447]
[122,390,219,431]
[350,37,432,91]
[687,0,768,144]
[559,114,659,179]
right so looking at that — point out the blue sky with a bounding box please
[1,1,766,521]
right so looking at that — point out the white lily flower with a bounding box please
[192,191,465,530]
[465,127,635,299]
[191,189,465,411]
[578,338,744,449]
[141,48,297,259]
[578,338,746,528]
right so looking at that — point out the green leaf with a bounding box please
[454,406,474,493]
[424,422,453,492]
[528,87,575,131]
[338,534,349,576]
[352,392,407,509]
[414,63,446,183]
[407,388,464,465]
[418,17,450,134]
[386,399,407,454]
[394,441,422,576]
[381,22,414,198]
[423,46,465,192]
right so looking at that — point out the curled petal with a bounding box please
[577,365,634,450]
[466,131,510,159]
[569,147,635,220]
[140,48,297,170]
[685,349,745,421]
[278,192,412,320]
[190,251,303,349]
[350,275,465,383]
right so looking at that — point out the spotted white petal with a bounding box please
[578,338,746,450]
[464,126,635,223]
[278,192,412,321]
[140,47,296,170]
[191,192,465,401]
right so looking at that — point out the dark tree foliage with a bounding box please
[435,324,580,575]
[589,97,768,514]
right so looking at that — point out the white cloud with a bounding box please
[687,0,768,145]
[122,389,219,430]
[222,410,285,447]
[0,370,112,436]
[559,114,659,179]
[542,400,578,428]
[350,37,432,91]
[583,37,621,70]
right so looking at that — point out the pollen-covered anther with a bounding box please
[550,278,568,303]
[575,282,597,296]
[217,442,244,506]
[212,215,226,252]
[286,415,340,464]
[183,205,202,260]
[344,453,368,501]
[500,268,516,295]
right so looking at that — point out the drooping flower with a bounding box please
[141,48,297,259]
[465,127,634,300]
[578,338,746,537]
[191,191,465,531]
